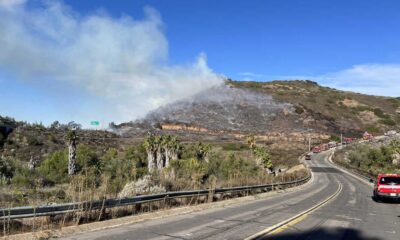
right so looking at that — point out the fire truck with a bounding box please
[363,132,373,141]
[343,137,353,145]
[373,174,400,201]
[320,144,329,151]
[328,141,337,148]
[312,146,321,154]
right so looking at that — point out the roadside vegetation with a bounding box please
[333,138,400,178]
[0,118,307,208]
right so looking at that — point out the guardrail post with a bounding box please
[163,195,170,210]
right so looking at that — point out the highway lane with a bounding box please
[260,151,400,240]
[62,151,343,240]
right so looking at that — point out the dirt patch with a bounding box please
[339,98,364,108]
[359,111,380,125]
[286,164,307,174]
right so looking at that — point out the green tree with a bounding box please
[125,145,147,169]
[38,150,68,184]
[253,145,273,170]
[77,144,100,171]
[101,148,132,195]
[71,144,102,188]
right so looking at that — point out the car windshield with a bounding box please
[379,177,400,185]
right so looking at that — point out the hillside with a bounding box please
[1,80,399,207]
[113,80,400,165]
[3,80,399,168]
[0,116,123,167]
[119,80,400,138]
[230,80,400,135]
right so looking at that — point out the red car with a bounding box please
[373,174,400,201]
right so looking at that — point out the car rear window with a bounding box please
[379,177,400,185]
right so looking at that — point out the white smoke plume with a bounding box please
[0,1,222,123]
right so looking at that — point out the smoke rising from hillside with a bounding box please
[144,85,293,132]
[0,1,222,123]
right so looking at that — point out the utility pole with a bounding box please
[308,134,311,152]
[341,133,343,145]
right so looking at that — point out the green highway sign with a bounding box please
[90,121,100,126]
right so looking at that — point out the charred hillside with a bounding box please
[119,85,301,138]
[119,80,400,140]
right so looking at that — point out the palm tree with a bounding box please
[66,130,77,175]
[143,133,157,171]
[196,142,211,162]
[155,135,165,169]
[164,135,181,167]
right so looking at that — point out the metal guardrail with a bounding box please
[0,175,310,220]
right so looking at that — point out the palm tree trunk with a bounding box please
[68,138,76,175]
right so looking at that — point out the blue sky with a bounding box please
[67,0,400,77]
[1,0,400,126]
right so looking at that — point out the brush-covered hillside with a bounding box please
[230,80,400,135]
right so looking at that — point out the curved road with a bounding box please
[63,151,400,240]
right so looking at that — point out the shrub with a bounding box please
[294,105,304,114]
[373,108,385,118]
[253,145,273,170]
[389,139,400,154]
[76,144,102,187]
[27,136,41,146]
[48,134,58,143]
[77,144,100,172]
[169,158,206,189]
[38,150,68,184]
[125,145,147,169]
[0,157,14,184]
[379,118,396,126]
[365,125,380,135]
[346,144,396,176]
[330,135,341,142]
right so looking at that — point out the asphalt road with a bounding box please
[62,151,400,240]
